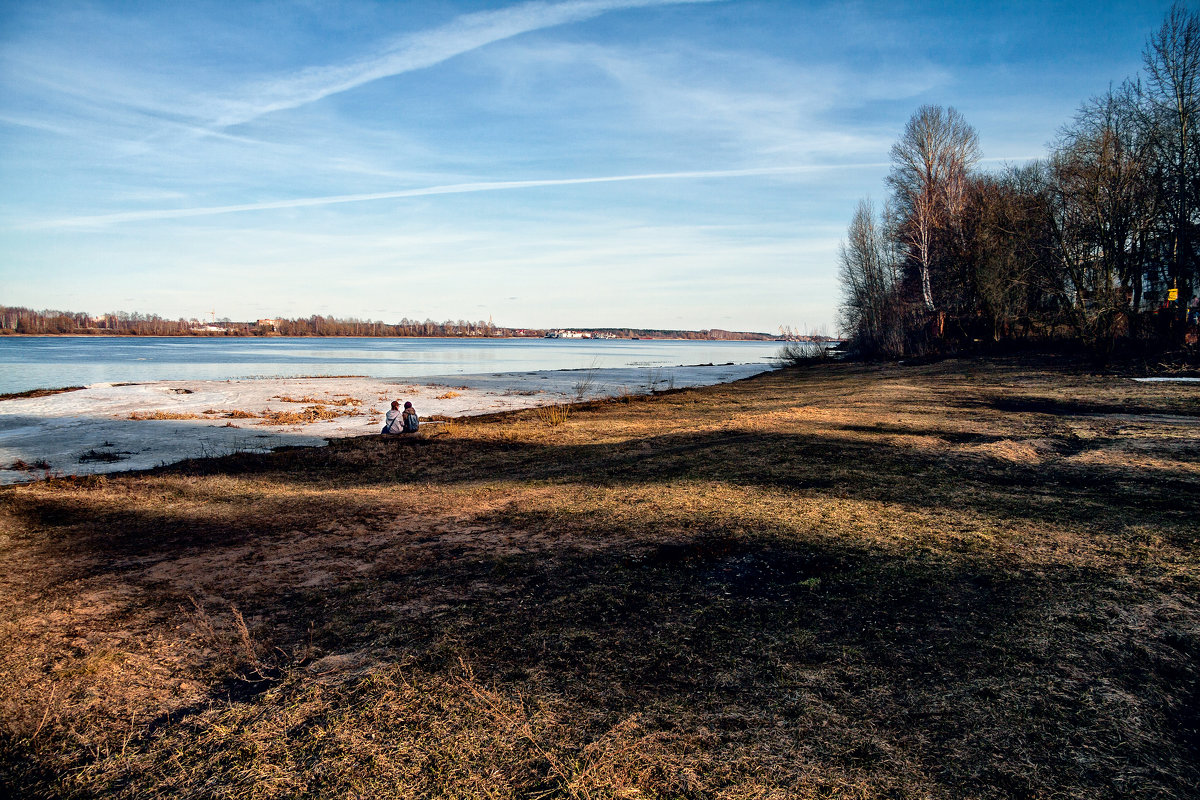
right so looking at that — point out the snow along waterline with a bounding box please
[0,363,770,484]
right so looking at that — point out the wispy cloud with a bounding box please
[472,39,944,167]
[204,0,721,127]
[34,164,896,229]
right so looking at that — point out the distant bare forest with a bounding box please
[840,4,1200,359]
[0,306,775,341]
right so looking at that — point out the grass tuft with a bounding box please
[536,403,572,427]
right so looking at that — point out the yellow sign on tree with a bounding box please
[1168,288,1179,302]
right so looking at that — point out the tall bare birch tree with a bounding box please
[887,105,981,311]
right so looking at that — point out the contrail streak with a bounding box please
[208,0,722,127]
[33,156,1037,229]
[38,164,891,229]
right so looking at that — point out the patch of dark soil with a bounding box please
[78,449,133,463]
[0,386,85,401]
[212,668,287,704]
[6,459,51,471]
[0,733,81,800]
[837,424,1007,444]
[983,397,1200,417]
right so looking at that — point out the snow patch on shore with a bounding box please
[0,364,769,484]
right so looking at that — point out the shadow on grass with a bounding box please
[83,521,1200,797]
[213,424,1200,521]
[5,516,1198,796]
[10,419,1198,572]
[958,394,1200,418]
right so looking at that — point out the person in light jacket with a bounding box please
[382,400,404,434]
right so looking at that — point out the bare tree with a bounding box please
[838,198,904,355]
[1054,86,1157,311]
[1045,85,1162,357]
[887,105,982,311]
[1142,3,1200,314]
[959,163,1059,341]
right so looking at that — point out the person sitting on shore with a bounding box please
[402,401,419,433]
[382,400,404,435]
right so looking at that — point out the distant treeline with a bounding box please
[0,307,774,341]
[839,5,1200,360]
[0,308,506,337]
[590,328,776,341]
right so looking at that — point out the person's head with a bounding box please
[404,401,413,409]
[391,400,400,409]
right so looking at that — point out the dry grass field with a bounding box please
[1,356,1197,799]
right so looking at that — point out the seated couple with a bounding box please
[382,400,419,434]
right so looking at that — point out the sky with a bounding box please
[0,0,1179,333]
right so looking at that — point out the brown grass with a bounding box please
[258,404,358,425]
[272,395,362,406]
[127,410,206,420]
[2,355,1198,799]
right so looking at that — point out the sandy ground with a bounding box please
[0,363,769,484]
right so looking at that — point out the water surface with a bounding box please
[0,337,790,395]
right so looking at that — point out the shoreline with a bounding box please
[0,363,771,484]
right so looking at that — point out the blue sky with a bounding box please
[0,0,1175,333]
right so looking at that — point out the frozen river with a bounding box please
[0,336,791,395]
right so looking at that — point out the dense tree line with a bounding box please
[270,316,504,337]
[0,308,199,335]
[0,307,775,340]
[840,4,1200,359]
[590,328,774,341]
[0,307,509,337]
